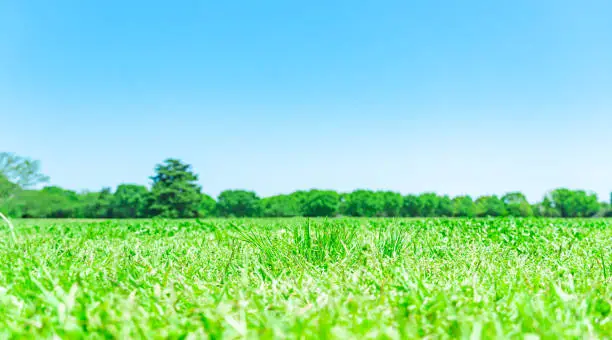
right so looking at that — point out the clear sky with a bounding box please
[1,0,611,202]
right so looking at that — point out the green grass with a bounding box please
[1,218,611,338]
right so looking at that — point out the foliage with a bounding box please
[378,191,403,217]
[217,190,261,217]
[261,194,300,217]
[199,193,217,217]
[475,195,507,217]
[401,194,420,217]
[299,190,340,217]
[0,152,49,188]
[149,159,202,218]
[0,174,18,203]
[343,190,383,217]
[402,193,454,217]
[453,195,476,217]
[546,188,600,218]
[2,152,611,219]
[502,192,533,217]
[111,184,150,218]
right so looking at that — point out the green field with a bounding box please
[1,218,611,338]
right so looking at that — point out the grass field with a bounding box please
[0,218,611,338]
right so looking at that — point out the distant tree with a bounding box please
[5,190,45,218]
[475,195,507,217]
[94,187,113,218]
[453,195,476,217]
[149,159,202,218]
[378,191,403,217]
[217,190,261,217]
[261,194,300,217]
[546,189,600,217]
[437,195,454,217]
[0,174,18,203]
[604,202,612,217]
[290,190,309,211]
[13,186,81,218]
[0,152,49,188]
[300,190,340,217]
[111,184,150,218]
[0,153,49,217]
[199,194,217,217]
[501,192,533,217]
[0,174,20,216]
[401,193,451,217]
[402,194,421,217]
[533,196,559,217]
[344,190,382,217]
[419,193,441,217]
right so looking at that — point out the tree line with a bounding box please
[1,152,611,218]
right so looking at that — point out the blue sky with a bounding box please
[1,0,611,202]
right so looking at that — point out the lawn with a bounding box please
[0,218,611,338]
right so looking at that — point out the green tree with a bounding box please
[217,190,261,217]
[111,184,150,218]
[401,193,450,217]
[344,190,382,217]
[14,186,80,218]
[533,196,559,217]
[378,191,403,217]
[5,190,46,218]
[300,190,340,217]
[261,194,300,217]
[437,195,454,217]
[401,194,420,217]
[475,195,507,217]
[0,153,49,216]
[0,174,18,203]
[501,192,533,217]
[0,174,20,216]
[149,159,202,218]
[90,187,113,218]
[199,194,217,217]
[546,189,600,217]
[419,193,441,217]
[453,195,476,217]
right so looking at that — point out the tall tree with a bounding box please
[149,159,202,218]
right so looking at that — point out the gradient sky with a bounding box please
[1,0,611,202]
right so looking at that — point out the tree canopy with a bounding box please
[2,152,611,219]
[216,190,261,217]
[149,159,202,218]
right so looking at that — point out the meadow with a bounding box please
[0,218,611,339]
